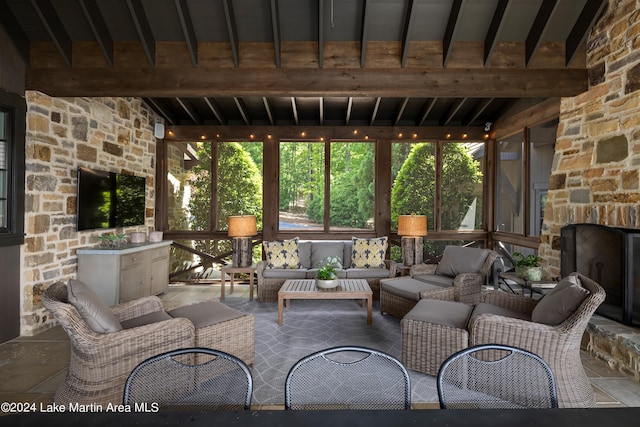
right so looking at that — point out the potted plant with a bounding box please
[513,252,543,281]
[316,256,342,289]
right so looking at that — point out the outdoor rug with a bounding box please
[222,297,438,406]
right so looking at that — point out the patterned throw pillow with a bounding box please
[263,237,301,269]
[350,237,388,268]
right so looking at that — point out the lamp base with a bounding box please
[232,237,252,267]
[401,236,423,267]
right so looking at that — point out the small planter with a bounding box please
[516,266,543,281]
[316,279,339,289]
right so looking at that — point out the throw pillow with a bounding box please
[350,237,388,268]
[435,245,490,278]
[66,279,123,333]
[531,274,589,325]
[263,237,301,269]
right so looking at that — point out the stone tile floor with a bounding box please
[1,282,639,412]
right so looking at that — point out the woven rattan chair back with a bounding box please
[437,344,558,409]
[123,347,253,411]
[285,346,411,410]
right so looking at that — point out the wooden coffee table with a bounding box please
[277,279,373,326]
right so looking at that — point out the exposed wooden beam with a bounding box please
[493,97,560,140]
[318,0,324,68]
[270,0,282,68]
[418,98,438,126]
[345,97,353,126]
[0,0,30,64]
[126,0,155,67]
[79,0,114,66]
[233,97,250,125]
[143,98,177,126]
[370,97,381,126]
[360,0,371,68]
[443,0,466,68]
[401,0,418,68]
[176,97,202,125]
[262,97,275,125]
[440,98,467,126]
[484,0,511,66]
[291,97,299,125]
[525,0,560,67]
[31,0,72,67]
[223,0,240,67]
[26,67,588,98]
[566,0,606,66]
[464,98,494,126]
[204,97,226,125]
[394,97,410,126]
[175,0,198,67]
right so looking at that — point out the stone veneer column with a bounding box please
[22,92,160,335]
[539,0,640,278]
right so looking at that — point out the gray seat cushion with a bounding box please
[404,299,473,329]
[382,277,444,301]
[168,301,247,328]
[262,268,308,279]
[434,245,491,277]
[298,241,312,269]
[310,241,345,267]
[468,302,531,329]
[306,268,347,279]
[412,274,455,287]
[531,274,589,325]
[121,310,173,329]
[346,268,389,279]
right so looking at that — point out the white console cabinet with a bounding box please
[77,241,172,306]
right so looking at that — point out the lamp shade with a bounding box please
[228,215,257,237]
[397,215,427,237]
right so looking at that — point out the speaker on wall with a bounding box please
[154,122,165,139]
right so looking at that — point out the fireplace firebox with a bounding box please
[561,224,639,326]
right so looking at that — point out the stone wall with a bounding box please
[21,92,159,335]
[539,0,640,277]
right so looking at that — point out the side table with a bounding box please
[220,264,257,301]
[499,271,557,298]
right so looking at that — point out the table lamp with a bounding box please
[228,215,257,267]
[397,214,427,266]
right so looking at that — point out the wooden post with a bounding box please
[232,237,252,267]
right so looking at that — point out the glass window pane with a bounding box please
[441,142,484,230]
[0,110,6,140]
[279,142,324,231]
[496,133,524,233]
[528,120,556,236]
[391,142,436,230]
[329,142,375,230]
[166,141,212,231]
[216,141,263,231]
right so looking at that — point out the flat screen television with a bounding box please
[76,167,146,231]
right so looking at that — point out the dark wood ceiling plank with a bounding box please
[30,0,73,67]
[0,0,30,64]
[401,0,417,68]
[345,97,353,125]
[370,97,381,126]
[443,0,466,68]
[234,97,250,125]
[143,98,177,126]
[484,0,511,66]
[223,0,240,67]
[176,97,202,125]
[262,97,275,125]
[318,0,324,68]
[360,0,371,68]
[464,98,494,126]
[79,0,114,67]
[270,0,281,68]
[204,97,226,125]
[394,97,410,126]
[26,67,588,98]
[418,98,438,126]
[440,98,467,126]
[319,98,324,125]
[525,0,560,67]
[126,0,156,67]
[566,0,606,66]
[175,0,198,67]
[291,97,299,125]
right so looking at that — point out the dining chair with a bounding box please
[285,346,411,410]
[123,347,253,410]
[437,344,558,409]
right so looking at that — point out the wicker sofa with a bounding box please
[257,239,396,302]
[43,280,254,406]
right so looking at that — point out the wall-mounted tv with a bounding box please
[76,167,146,231]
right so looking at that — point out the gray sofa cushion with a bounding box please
[306,268,347,279]
[67,279,123,333]
[263,268,308,279]
[121,310,173,329]
[298,241,312,269]
[413,274,455,287]
[404,299,473,329]
[531,274,589,325]
[382,277,443,301]
[311,241,345,267]
[435,245,491,278]
[346,268,389,279]
[469,302,531,329]
[169,301,246,328]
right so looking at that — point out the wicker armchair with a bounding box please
[42,282,196,406]
[469,273,606,408]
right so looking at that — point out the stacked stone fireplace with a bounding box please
[561,224,639,327]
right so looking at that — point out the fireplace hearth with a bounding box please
[561,224,640,326]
